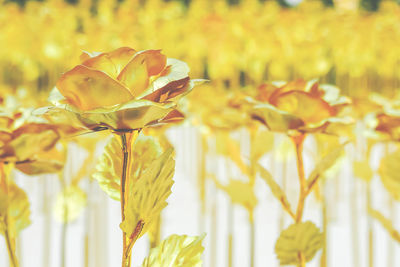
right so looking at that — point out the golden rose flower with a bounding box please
[0,111,64,175]
[43,47,200,132]
[188,84,250,132]
[250,79,352,135]
[368,112,400,142]
[361,93,400,142]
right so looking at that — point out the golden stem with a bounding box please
[118,130,139,267]
[280,158,288,231]
[298,252,306,267]
[228,204,233,267]
[120,133,129,267]
[293,134,306,223]
[1,163,19,267]
[4,225,19,267]
[60,174,68,267]
[367,182,373,267]
[250,212,255,267]
[320,180,327,267]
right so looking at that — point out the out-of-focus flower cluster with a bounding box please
[2,0,400,266]
[1,0,400,100]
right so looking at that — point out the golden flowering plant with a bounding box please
[250,79,351,135]
[43,47,201,132]
[47,46,204,267]
[250,79,350,266]
[0,106,75,267]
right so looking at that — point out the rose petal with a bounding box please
[269,79,308,103]
[159,109,185,124]
[142,77,190,102]
[139,58,190,101]
[252,103,304,132]
[117,50,167,96]
[272,91,334,124]
[256,83,278,102]
[57,65,133,111]
[82,47,136,79]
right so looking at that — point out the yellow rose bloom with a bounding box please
[250,79,352,135]
[43,47,201,132]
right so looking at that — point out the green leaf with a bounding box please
[120,148,175,240]
[141,234,205,267]
[275,221,323,265]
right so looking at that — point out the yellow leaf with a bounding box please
[53,185,87,223]
[257,164,292,214]
[0,183,31,235]
[274,139,295,162]
[353,160,374,182]
[92,137,122,201]
[379,150,400,200]
[215,132,248,175]
[93,133,163,201]
[369,209,400,243]
[307,143,346,189]
[250,129,274,161]
[275,221,323,265]
[120,148,175,241]
[141,234,205,267]
[211,174,257,212]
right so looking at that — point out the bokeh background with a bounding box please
[1,0,400,266]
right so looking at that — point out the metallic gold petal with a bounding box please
[82,47,137,79]
[57,65,133,111]
[117,50,167,96]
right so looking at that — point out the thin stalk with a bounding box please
[293,134,306,223]
[226,158,234,267]
[42,176,51,267]
[119,130,139,267]
[1,163,19,267]
[228,204,233,267]
[60,216,68,267]
[4,226,19,267]
[210,188,217,267]
[298,252,306,267]
[83,179,92,267]
[250,213,255,267]
[293,134,306,267]
[351,178,360,267]
[320,180,327,267]
[279,158,287,231]
[248,130,256,267]
[367,182,373,267]
[388,197,395,267]
[60,174,68,267]
[120,133,129,267]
